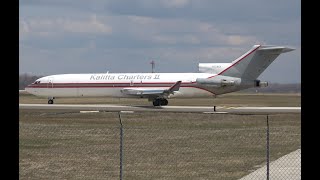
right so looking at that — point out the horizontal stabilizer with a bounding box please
[258,46,295,53]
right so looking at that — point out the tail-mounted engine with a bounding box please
[254,80,268,87]
[196,75,240,87]
[196,76,268,89]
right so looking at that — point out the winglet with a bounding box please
[169,81,182,92]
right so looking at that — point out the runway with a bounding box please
[19,104,301,114]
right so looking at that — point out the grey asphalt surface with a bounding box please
[239,149,301,180]
[19,104,301,114]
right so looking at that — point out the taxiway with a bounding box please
[19,104,301,114]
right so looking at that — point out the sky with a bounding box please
[19,0,301,83]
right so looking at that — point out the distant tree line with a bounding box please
[19,73,44,90]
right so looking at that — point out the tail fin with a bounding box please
[219,45,295,80]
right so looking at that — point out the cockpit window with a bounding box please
[33,81,41,84]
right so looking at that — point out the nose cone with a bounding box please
[25,78,42,95]
[25,84,34,94]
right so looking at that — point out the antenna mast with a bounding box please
[150,60,155,73]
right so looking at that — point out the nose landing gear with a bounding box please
[48,97,55,104]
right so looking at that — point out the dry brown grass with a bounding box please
[19,110,300,179]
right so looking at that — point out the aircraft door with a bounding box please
[47,77,54,88]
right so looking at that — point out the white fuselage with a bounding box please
[26,73,220,98]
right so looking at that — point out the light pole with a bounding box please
[150,60,155,73]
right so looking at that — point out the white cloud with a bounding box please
[19,1,300,82]
[124,15,261,46]
[19,14,112,38]
[63,15,112,34]
[151,35,178,44]
[20,13,260,47]
[150,34,201,45]
[136,0,190,9]
[161,0,190,8]
[127,15,154,25]
[182,35,201,44]
[225,35,260,46]
[19,19,30,39]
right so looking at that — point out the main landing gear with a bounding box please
[152,98,168,106]
[48,97,55,104]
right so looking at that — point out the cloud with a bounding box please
[161,0,190,8]
[19,14,112,38]
[225,35,260,46]
[19,19,30,38]
[127,15,154,25]
[123,16,260,47]
[19,1,300,83]
[20,1,300,23]
[63,15,112,34]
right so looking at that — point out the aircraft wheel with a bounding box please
[157,98,168,106]
[153,99,160,106]
[162,99,168,106]
[48,99,54,104]
[153,98,168,106]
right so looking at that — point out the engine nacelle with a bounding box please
[196,76,240,87]
[254,80,268,87]
[221,79,235,86]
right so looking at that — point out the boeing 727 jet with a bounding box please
[25,45,294,106]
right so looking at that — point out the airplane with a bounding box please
[25,45,295,106]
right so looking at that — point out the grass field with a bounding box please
[19,93,301,179]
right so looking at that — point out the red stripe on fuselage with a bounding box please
[28,82,196,86]
[27,84,215,95]
[27,82,197,87]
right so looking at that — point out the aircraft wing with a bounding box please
[120,81,182,98]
